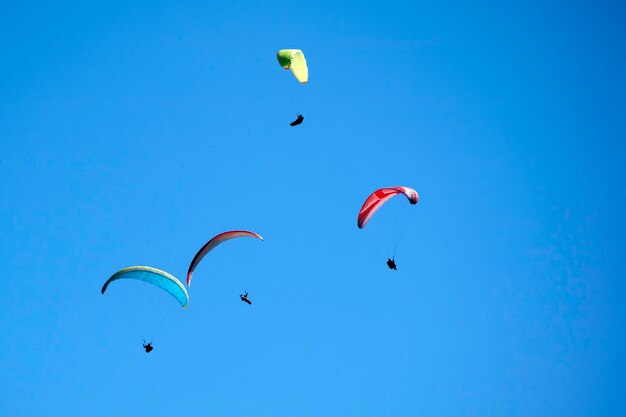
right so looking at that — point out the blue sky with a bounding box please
[1,1,625,416]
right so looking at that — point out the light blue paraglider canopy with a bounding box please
[101,266,189,308]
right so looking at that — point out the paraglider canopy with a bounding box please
[102,266,189,308]
[187,230,264,287]
[357,186,419,229]
[277,49,308,83]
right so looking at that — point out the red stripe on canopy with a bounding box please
[357,187,418,229]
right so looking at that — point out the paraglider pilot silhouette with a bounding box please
[240,291,252,305]
[387,258,397,270]
[290,114,304,126]
[143,340,153,353]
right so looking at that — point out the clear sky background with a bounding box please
[1,1,625,416]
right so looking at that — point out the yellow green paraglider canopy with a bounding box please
[277,49,308,83]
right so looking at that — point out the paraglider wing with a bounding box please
[187,230,264,287]
[101,266,189,308]
[277,49,308,83]
[357,186,419,229]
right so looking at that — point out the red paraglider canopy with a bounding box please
[187,230,263,287]
[357,186,419,229]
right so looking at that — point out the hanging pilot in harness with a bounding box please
[386,258,397,270]
[143,340,154,353]
[240,291,252,305]
[290,114,304,126]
